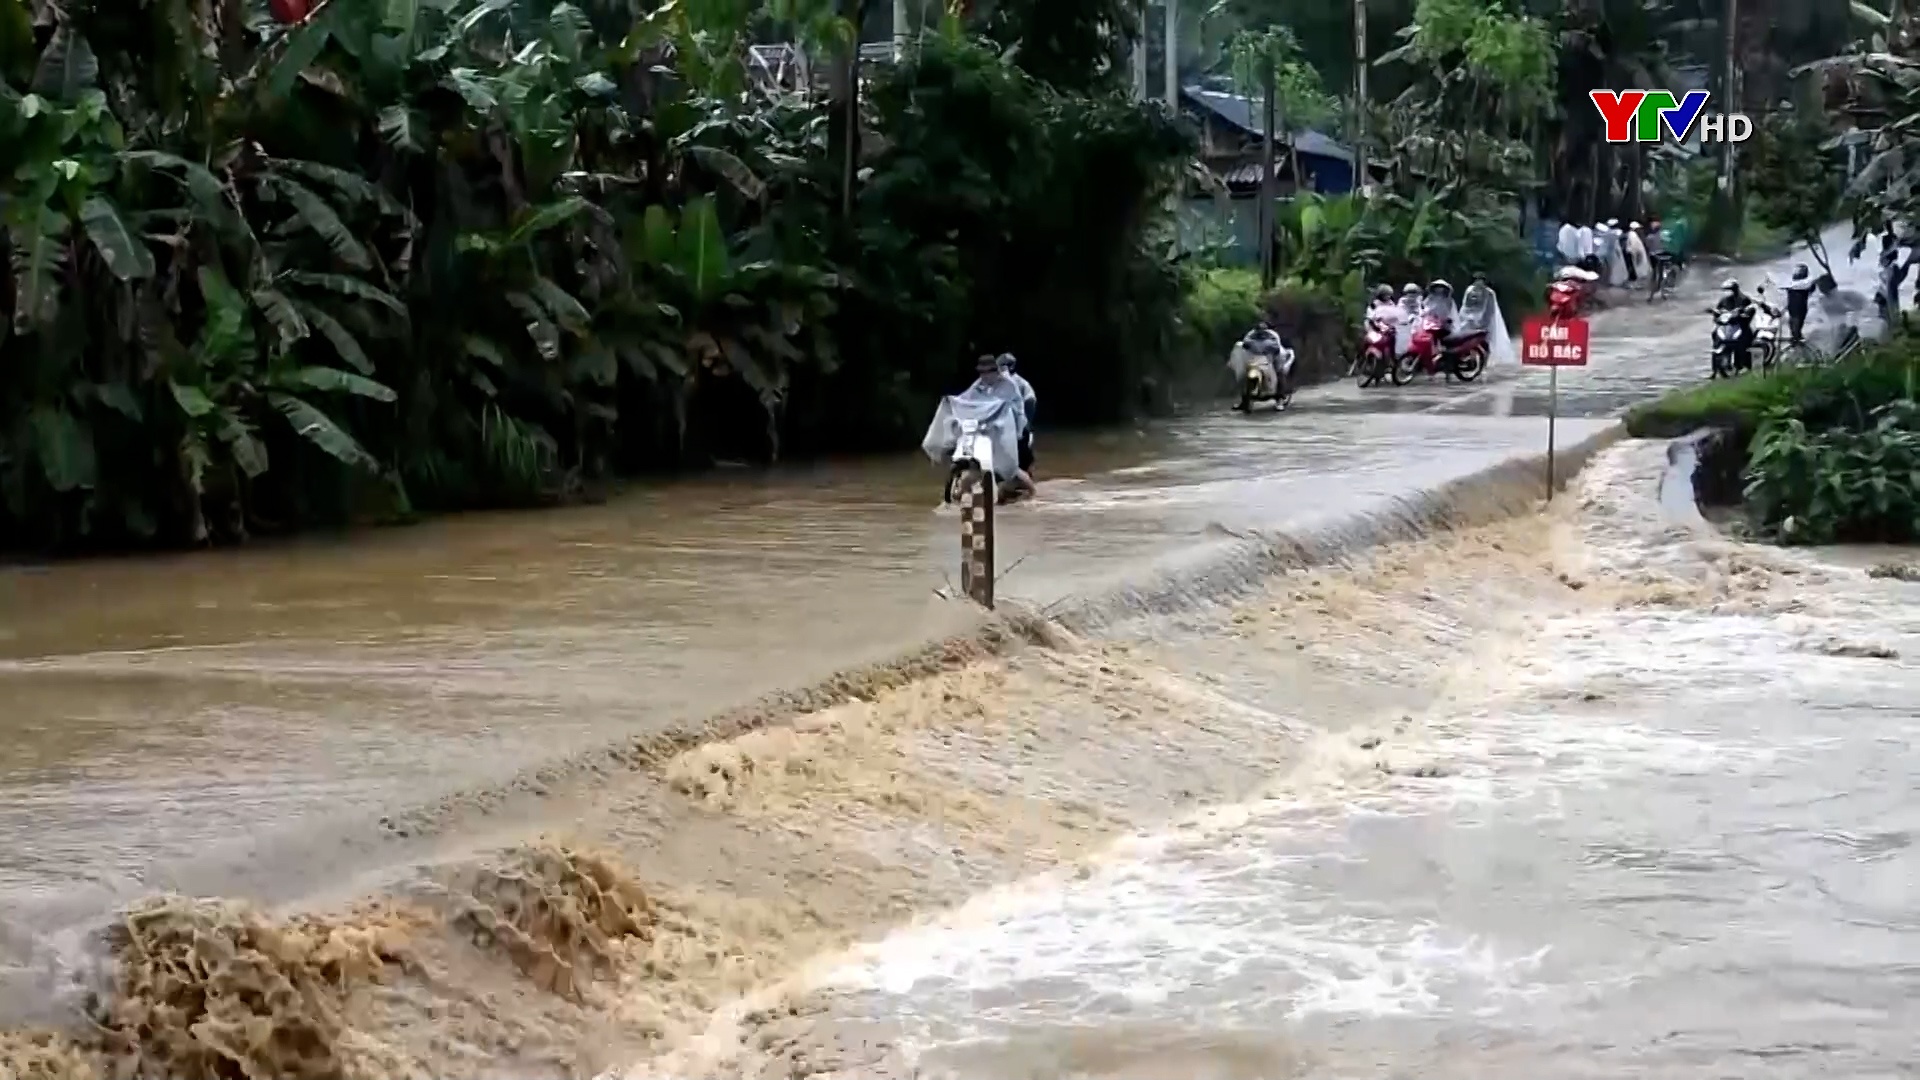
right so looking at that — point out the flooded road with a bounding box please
[2,234,1911,1080]
[752,441,1920,1080]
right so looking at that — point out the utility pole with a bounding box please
[1353,0,1368,195]
[1259,54,1277,289]
[1722,0,1738,199]
[1132,0,1149,99]
[1164,0,1178,105]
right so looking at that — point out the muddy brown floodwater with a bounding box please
[1,234,1912,1080]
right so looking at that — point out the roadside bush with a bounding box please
[1182,267,1265,361]
[1627,333,1920,544]
[1745,398,1920,544]
[1260,283,1350,386]
[1176,268,1349,396]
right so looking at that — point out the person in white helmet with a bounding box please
[1625,221,1650,285]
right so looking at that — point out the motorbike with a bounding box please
[1708,307,1754,379]
[1394,315,1489,385]
[1751,303,1781,372]
[1548,270,1598,319]
[1232,340,1296,411]
[923,394,1032,506]
[1355,316,1398,388]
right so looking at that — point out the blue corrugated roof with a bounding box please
[1182,86,1353,160]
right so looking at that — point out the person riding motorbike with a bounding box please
[1783,265,1814,344]
[965,353,1034,493]
[1459,273,1493,329]
[1422,279,1458,330]
[1241,321,1285,355]
[1712,280,1758,373]
[1714,279,1752,314]
[997,353,1036,474]
[1238,321,1294,401]
[1354,286,1403,376]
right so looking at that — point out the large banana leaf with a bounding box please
[28,406,96,492]
[676,195,730,302]
[268,392,381,471]
[78,198,154,280]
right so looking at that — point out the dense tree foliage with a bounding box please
[0,0,1191,552]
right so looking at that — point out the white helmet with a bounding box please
[1629,221,1642,230]
[1721,278,1740,292]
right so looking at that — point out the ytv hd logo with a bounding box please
[1589,90,1753,145]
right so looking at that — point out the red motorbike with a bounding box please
[1355,316,1398,387]
[1393,315,1488,385]
[1547,275,1596,320]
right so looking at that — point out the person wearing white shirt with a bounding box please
[1557,220,1581,265]
[1625,223,1651,285]
[1575,222,1596,274]
[1594,221,1626,286]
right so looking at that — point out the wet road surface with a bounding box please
[0,234,1882,978]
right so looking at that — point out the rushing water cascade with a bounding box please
[2,239,1913,1079]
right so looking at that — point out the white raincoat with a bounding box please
[1459,282,1518,368]
[1597,225,1629,287]
[1625,226,1651,282]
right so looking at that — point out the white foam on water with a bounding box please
[612,439,1920,1080]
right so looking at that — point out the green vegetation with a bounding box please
[0,0,1190,553]
[0,0,1893,555]
[1627,340,1920,545]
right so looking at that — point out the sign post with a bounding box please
[957,469,995,608]
[1520,315,1591,500]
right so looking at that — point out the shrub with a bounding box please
[1737,336,1919,544]
[1745,399,1920,544]
[1182,267,1266,361]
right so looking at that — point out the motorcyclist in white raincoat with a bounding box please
[1458,271,1518,367]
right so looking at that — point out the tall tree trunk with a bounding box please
[1259,55,1276,289]
[828,0,875,218]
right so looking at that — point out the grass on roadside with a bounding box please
[1623,371,1805,439]
[1626,330,1920,440]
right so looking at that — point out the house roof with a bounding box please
[1181,86,1353,161]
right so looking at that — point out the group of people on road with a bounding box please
[1555,217,1672,290]
[1364,275,1499,336]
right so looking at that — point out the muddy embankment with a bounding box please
[0,428,1635,1080]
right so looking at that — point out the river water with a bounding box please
[712,439,1919,1080]
[1,239,1914,1079]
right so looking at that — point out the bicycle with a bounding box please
[1779,324,1863,369]
[1647,255,1681,302]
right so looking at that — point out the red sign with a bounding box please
[1521,316,1591,366]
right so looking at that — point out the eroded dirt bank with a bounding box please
[11,433,1909,1080]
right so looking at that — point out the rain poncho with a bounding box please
[1458,283,1518,368]
[1557,222,1581,264]
[1598,226,1629,287]
[1395,297,1423,353]
[1625,227,1651,281]
[1365,302,1412,356]
[1226,335,1295,384]
[1814,285,1879,350]
[1008,371,1037,427]
[920,383,1023,482]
